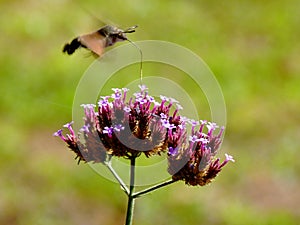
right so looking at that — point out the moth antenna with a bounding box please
[124,25,138,33]
[127,39,143,85]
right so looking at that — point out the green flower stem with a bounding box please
[105,157,176,224]
[105,161,129,195]
[132,179,177,199]
[125,157,136,225]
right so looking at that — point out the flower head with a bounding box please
[53,122,86,164]
[167,121,234,186]
[54,85,234,186]
[54,86,180,163]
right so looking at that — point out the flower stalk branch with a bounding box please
[105,160,129,195]
[132,179,176,199]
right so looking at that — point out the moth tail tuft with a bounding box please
[63,38,81,55]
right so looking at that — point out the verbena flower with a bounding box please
[54,85,174,162]
[54,85,234,186]
[167,120,235,186]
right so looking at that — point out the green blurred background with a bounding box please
[1,0,299,224]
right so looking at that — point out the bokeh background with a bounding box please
[1,0,299,224]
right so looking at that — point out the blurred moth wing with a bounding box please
[78,31,106,56]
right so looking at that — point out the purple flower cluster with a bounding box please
[54,85,234,185]
[167,120,234,186]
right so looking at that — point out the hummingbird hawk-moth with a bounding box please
[63,25,137,56]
